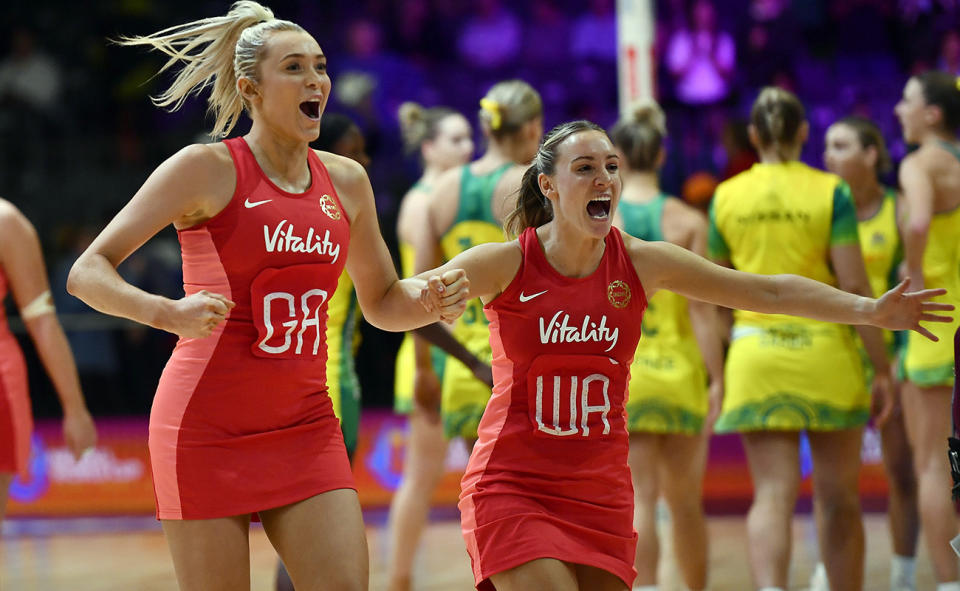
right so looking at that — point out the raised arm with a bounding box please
[0,201,96,460]
[67,144,235,338]
[632,238,952,336]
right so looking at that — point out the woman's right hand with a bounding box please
[165,290,235,338]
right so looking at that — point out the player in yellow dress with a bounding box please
[709,87,894,591]
[387,101,474,591]
[895,71,960,590]
[411,80,543,448]
[821,116,917,591]
[610,101,724,591]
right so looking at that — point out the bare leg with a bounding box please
[901,382,959,583]
[808,428,865,591]
[879,400,919,559]
[574,563,630,591]
[741,431,800,589]
[385,406,449,591]
[161,514,252,591]
[259,488,368,591]
[628,433,661,588]
[489,558,577,591]
[658,433,710,591]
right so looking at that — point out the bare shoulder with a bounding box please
[492,164,528,222]
[666,198,707,229]
[0,199,33,240]
[397,185,430,223]
[432,164,465,200]
[620,231,687,290]
[168,142,234,179]
[901,145,934,174]
[0,199,38,268]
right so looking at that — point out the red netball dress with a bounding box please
[150,137,353,519]
[459,226,647,589]
[0,267,31,477]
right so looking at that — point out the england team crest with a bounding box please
[607,280,631,309]
[319,194,341,220]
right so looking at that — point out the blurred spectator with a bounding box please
[938,29,960,76]
[456,0,522,70]
[570,0,618,63]
[524,0,571,65]
[0,28,63,192]
[742,0,799,92]
[665,0,735,105]
[387,0,453,63]
[721,118,758,179]
[0,28,61,112]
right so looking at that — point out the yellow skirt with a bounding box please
[716,322,868,432]
[626,339,707,435]
[441,335,492,440]
[902,275,960,387]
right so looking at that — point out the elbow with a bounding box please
[65,260,84,298]
[66,255,95,301]
[905,221,929,243]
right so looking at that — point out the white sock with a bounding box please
[936,582,960,591]
[890,554,916,589]
[632,586,657,591]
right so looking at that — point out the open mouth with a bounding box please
[587,197,611,220]
[299,100,321,120]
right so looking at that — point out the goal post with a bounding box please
[616,0,656,119]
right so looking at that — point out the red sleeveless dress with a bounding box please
[0,266,31,477]
[150,137,353,519]
[459,226,647,589]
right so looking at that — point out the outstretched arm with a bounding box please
[334,156,466,330]
[0,201,96,460]
[634,239,953,337]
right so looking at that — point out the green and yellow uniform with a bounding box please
[326,270,361,455]
[903,142,960,386]
[439,163,511,439]
[709,162,868,432]
[619,194,708,434]
[394,239,446,414]
[857,187,903,370]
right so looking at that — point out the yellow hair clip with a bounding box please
[480,98,502,130]
[955,76,960,92]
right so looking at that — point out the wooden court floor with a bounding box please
[1,513,938,590]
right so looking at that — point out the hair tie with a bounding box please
[480,98,502,130]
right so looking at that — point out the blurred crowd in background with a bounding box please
[2,0,959,416]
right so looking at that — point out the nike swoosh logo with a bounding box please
[244,198,272,208]
[519,289,548,303]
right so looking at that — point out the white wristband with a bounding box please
[21,290,56,320]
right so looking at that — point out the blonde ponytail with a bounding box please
[116,1,304,138]
[610,99,666,172]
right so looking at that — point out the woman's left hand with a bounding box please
[420,269,470,324]
[873,278,954,340]
[62,408,98,461]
